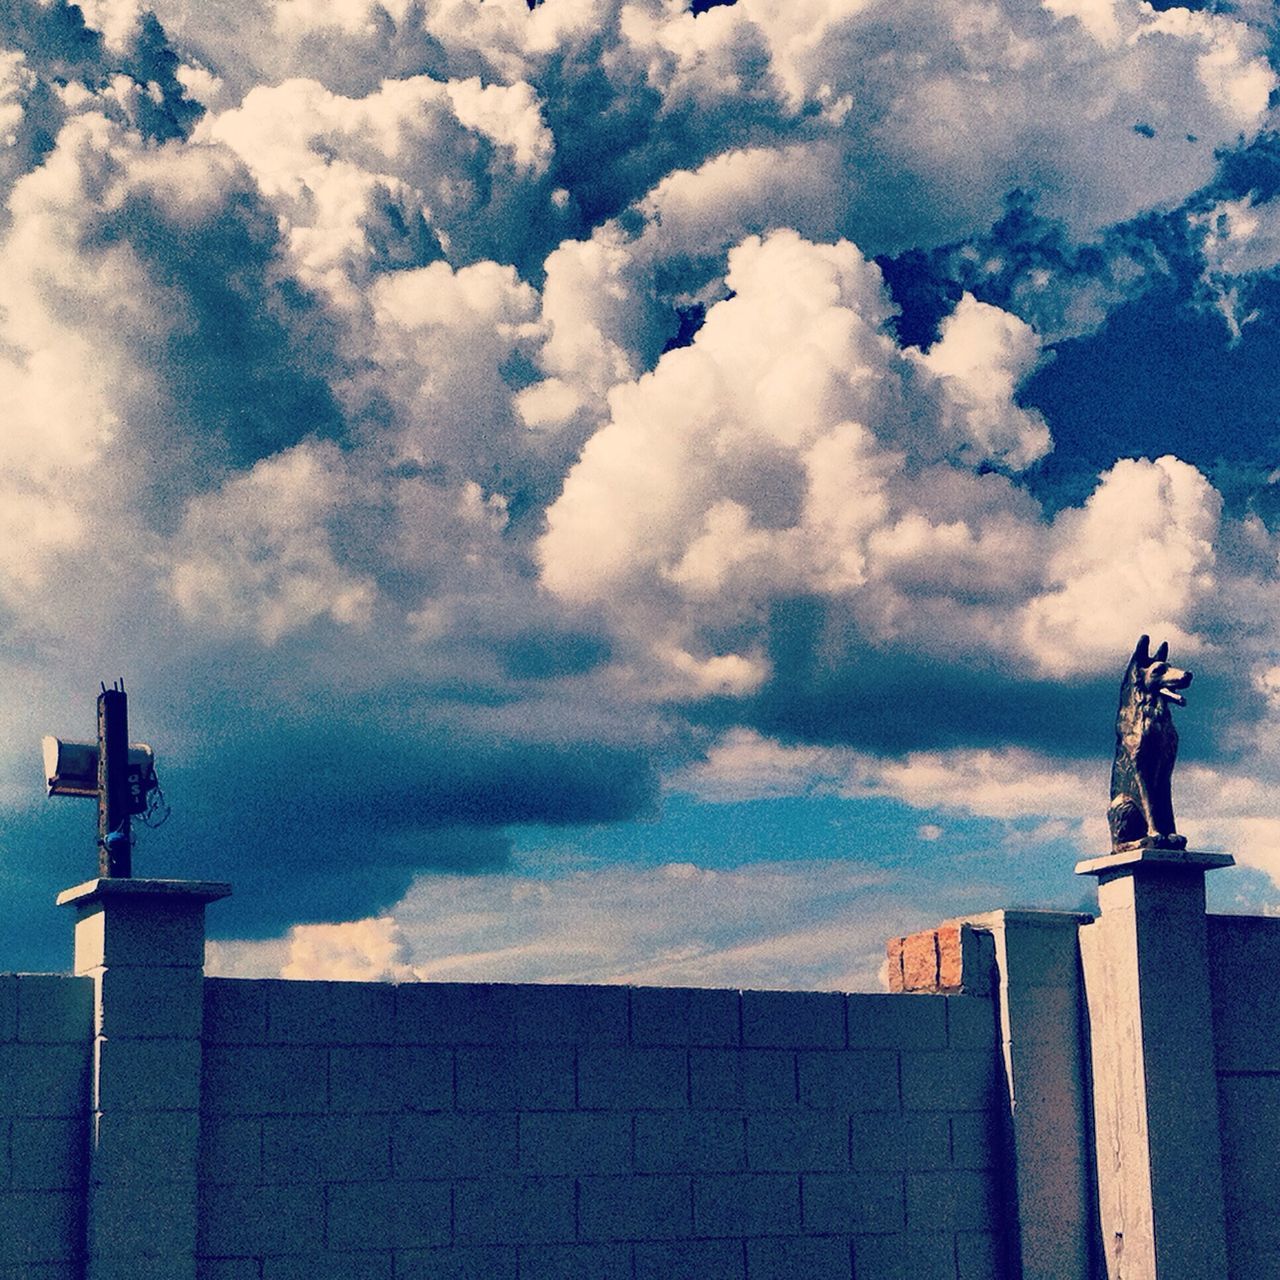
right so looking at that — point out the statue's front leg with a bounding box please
[1133,772,1158,841]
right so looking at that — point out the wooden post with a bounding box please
[97,688,132,878]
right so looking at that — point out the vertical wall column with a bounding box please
[1076,849,1232,1280]
[892,910,1099,1279]
[57,877,231,1280]
[960,910,1098,1280]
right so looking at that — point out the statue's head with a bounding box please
[1128,635,1193,706]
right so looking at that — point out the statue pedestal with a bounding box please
[1075,849,1232,1280]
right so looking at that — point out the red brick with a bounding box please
[901,930,940,992]
[886,937,906,993]
[937,923,964,992]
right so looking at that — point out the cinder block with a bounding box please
[0,976,16,1036]
[262,1114,391,1183]
[196,1182,325,1257]
[95,967,204,1039]
[848,995,946,1051]
[393,1246,517,1280]
[261,1253,393,1280]
[512,985,629,1046]
[1000,915,1086,989]
[631,988,740,1047]
[454,1176,576,1246]
[265,980,394,1046]
[901,932,939,992]
[955,1230,1002,1278]
[202,1044,327,1115]
[635,1239,745,1280]
[692,1173,800,1237]
[90,1111,198,1185]
[394,1113,517,1178]
[518,1112,631,1175]
[326,1179,450,1250]
[329,1044,454,1114]
[900,1051,997,1113]
[853,1231,957,1280]
[0,1043,89,1117]
[690,1049,796,1110]
[395,984,516,1047]
[203,980,269,1044]
[797,1051,898,1112]
[0,1191,81,1263]
[905,1170,1001,1232]
[15,977,92,1044]
[94,1036,202,1112]
[76,899,209,969]
[1219,1072,1280,1235]
[944,999,996,1051]
[0,1267,83,1280]
[195,1260,260,1280]
[578,1047,688,1110]
[578,1175,692,1241]
[88,1176,196,1257]
[82,1259,184,1280]
[747,1111,848,1172]
[518,1244,633,1280]
[747,1235,852,1280]
[801,1171,904,1234]
[1208,918,1280,1071]
[949,1114,1001,1170]
[742,990,844,1049]
[9,1117,84,1191]
[455,1047,574,1112]
[635,1112,745,1173]
[850,1113,951,1173]
[198,1116,262,1183]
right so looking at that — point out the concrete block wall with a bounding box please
[196,979,1008,1280]
[1208,915,1280,1278]
[0,974,92,1280]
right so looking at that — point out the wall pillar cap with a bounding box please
[1074,847,1234,878]
[56,877,232,908]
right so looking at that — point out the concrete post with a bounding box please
[1075,848,1233,1280]
[961,910,1098,1280]
[57,877,231,1280]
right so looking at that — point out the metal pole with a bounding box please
[97,687,132,878]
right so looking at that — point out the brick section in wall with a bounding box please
[887,924,976,994]
[196,979,1009,1280]
[0,974,93,1279]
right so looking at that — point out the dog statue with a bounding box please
[1108,635,1193,852]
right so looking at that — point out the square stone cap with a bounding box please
[1075,848,1235,878]
[56,877,233,908]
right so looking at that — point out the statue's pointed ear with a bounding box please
[1154,640,1169,662]
[1132,635,1151,666]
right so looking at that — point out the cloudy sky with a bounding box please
[5,0,1280,988]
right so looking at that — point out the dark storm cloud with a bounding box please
[158,718,658,935]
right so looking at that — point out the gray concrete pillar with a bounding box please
[57,877,230,1280]
[960,910,1098,1280]
[1075,849,1233,1280]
